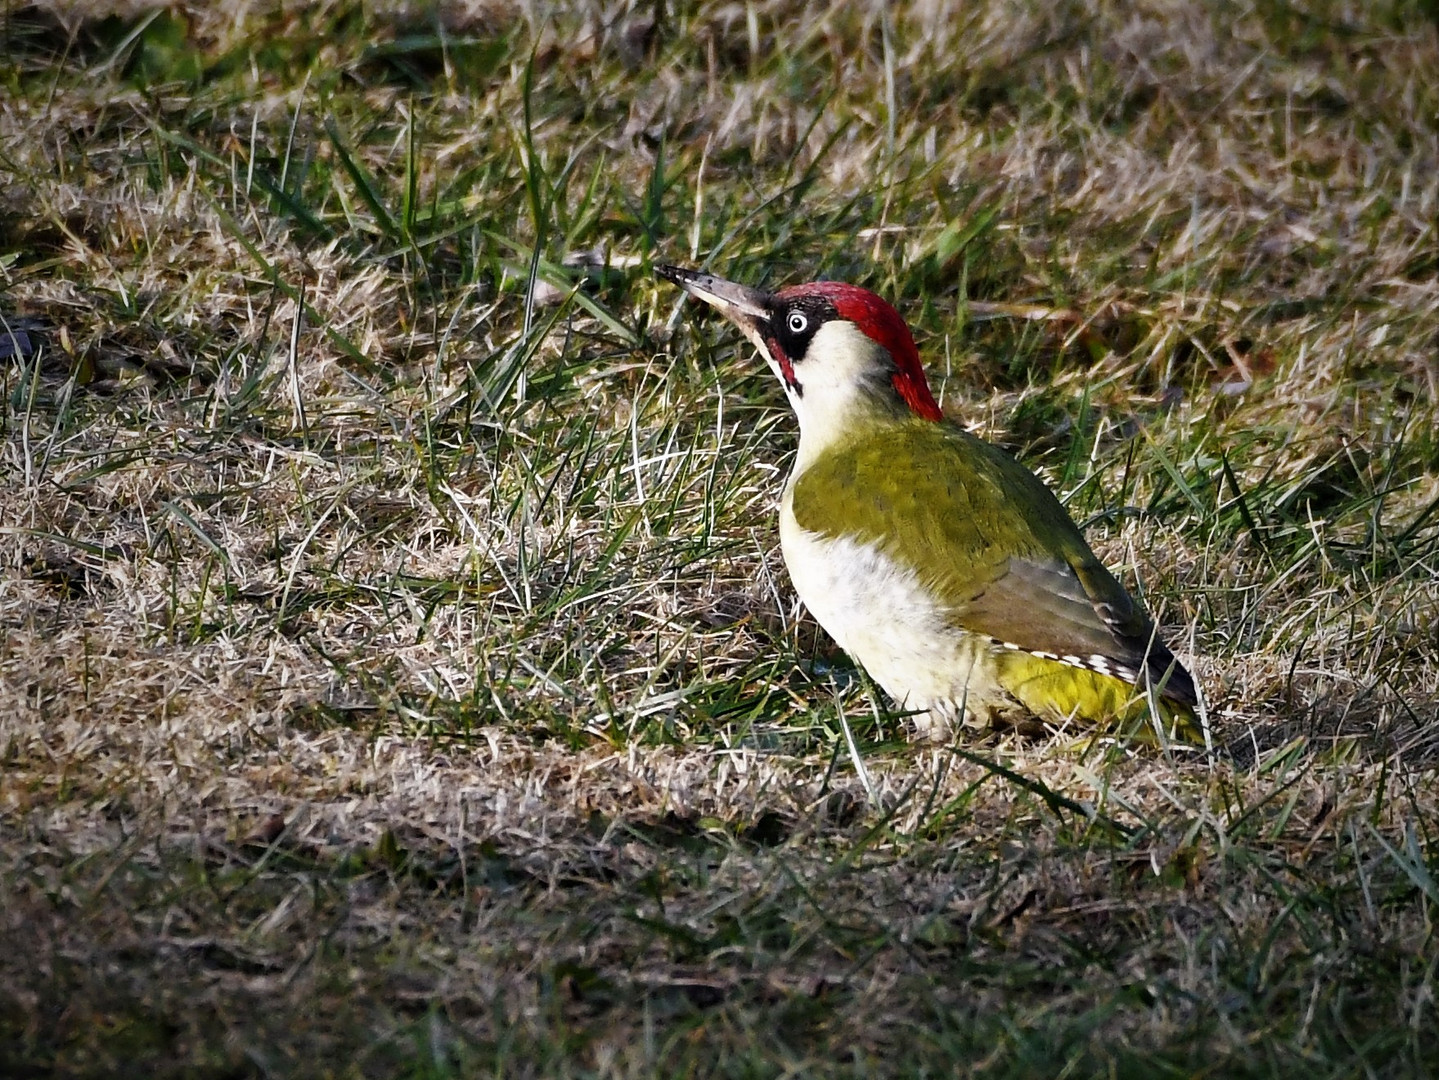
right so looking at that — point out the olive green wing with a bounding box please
[789,420,1195,705]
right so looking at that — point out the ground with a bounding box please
[2,1,1438,1076]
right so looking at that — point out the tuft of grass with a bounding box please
[2,1,1438,1076]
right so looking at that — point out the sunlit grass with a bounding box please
[2,1,1438,1076]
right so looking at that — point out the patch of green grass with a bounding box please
[2,0,1438,1076]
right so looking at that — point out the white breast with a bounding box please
[778,492,1003,733]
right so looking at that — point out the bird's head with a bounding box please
[657,266,942,441]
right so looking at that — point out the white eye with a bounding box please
[787,311,808,334]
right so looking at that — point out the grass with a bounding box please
[1,0,1438,1075]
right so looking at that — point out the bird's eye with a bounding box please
[787,311,808,334]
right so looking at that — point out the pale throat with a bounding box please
[782,321,910,476]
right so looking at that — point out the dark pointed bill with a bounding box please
[655,265,772,337]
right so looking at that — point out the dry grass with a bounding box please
[2,0,1438,1075]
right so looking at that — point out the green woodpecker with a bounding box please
[657,264,1199,739]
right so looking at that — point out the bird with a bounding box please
[656,263,1200,741]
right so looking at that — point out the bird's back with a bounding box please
[781,417,1196,735]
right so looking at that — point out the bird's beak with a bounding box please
[655,264,773,352]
